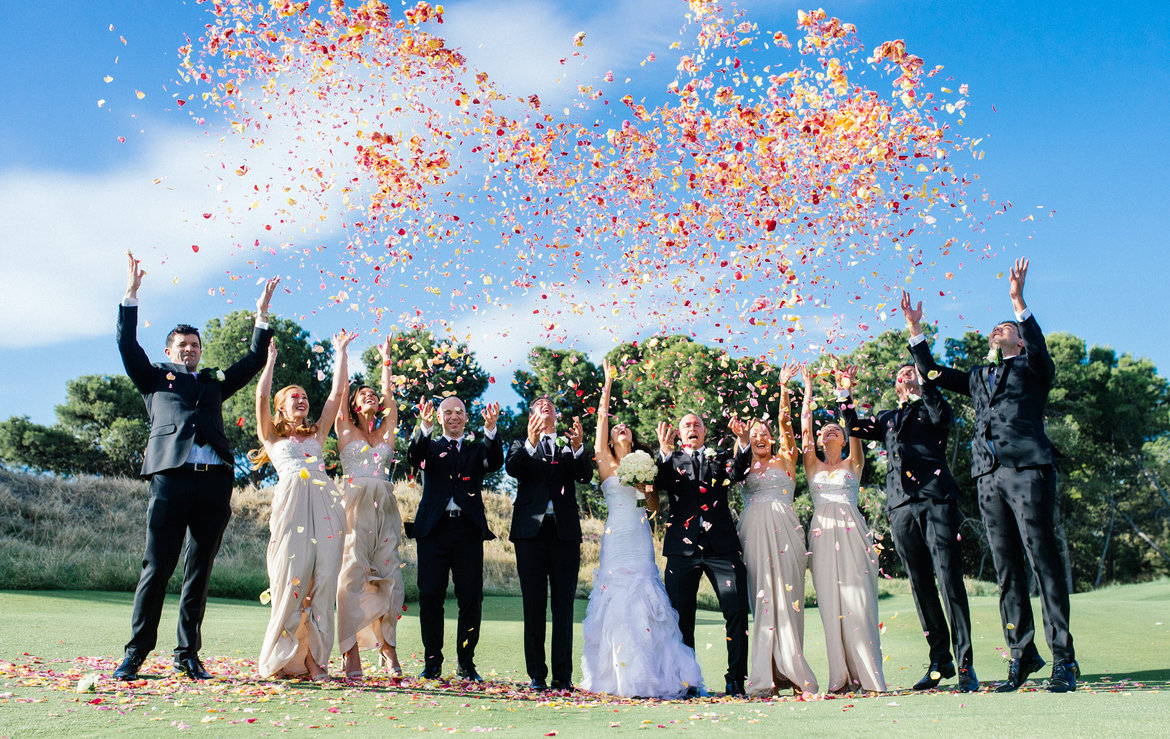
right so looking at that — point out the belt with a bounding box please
[183,462,226,472]
[445,509,462,517]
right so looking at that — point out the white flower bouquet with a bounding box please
[617,450,656,495]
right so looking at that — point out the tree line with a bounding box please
[2,309,1167,591]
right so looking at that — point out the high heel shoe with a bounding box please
[344,648,363,680]
[379,650,404,678]
[306,656,329,682]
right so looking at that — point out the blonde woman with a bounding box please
[800,363,886,694]
[737,363,818,696]
[251,331,354,680]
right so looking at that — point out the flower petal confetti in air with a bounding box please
[177,0,1005,376]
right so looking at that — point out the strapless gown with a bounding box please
[737,466,819,695]
[336,441,405,656]
[258,438,345,677]
[580,476,704,698]
[808,468,886,693]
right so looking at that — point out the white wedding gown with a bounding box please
[580,476,704,698]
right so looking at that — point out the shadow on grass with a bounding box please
[1083,668,1170,688]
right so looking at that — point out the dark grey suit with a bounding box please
[406,427,504,672]
[117,303,271,660]
[506,437,591,685]
[909,313,1073,663]
[841,382,973,668]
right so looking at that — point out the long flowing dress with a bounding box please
[336,441,405,657]
[808,468,887,693]
[258,437,346,678]
[737,466,819,696]
[581,476,704,698]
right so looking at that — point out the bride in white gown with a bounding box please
[580,360,704,699]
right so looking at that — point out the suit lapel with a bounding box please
[992,357,1013,397]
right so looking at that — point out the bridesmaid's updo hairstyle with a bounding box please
[349,385,385,427]
[247,384,319,470]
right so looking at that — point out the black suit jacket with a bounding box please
[655,445,751,557]
[505,438,591,542]
[117,304,271,476]
[407,428,504,540]
[840,383,959,509]
[908,313,1057,477]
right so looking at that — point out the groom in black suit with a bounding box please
[839,361,977,692]
[505,397,590,691]
[407,396,504,682]
[114,252,276,681]
[907,257,1078,693]
[655,414,752,695]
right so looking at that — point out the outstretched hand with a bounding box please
[1009,256,1029,311]
[481,402,500,432]
[901,290,923,332]
[728,416,751,448]
[568,416,584,452]
[602,358,616,387]
[526,413,543,447]
[257,277,280,316]
[800,363,814,391]
[377,335,393,363]
[265,338,278,366]
[332,330,357,353]
[835,363,858,391]
[656,420,678,456]
[417,399,435,426]
[778,362,799,386]
[125,251,144,298]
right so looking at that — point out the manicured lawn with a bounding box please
[1,582,1167,736]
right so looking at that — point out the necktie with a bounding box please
[542,437,554,457]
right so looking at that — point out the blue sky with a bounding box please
[2,0,1168,426]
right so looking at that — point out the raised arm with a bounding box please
[1010,257,1056,383]
[255,339,278,445]
[845,424,865,477]
[902,290,970,395]
[116,251,154,392]
[799,364,818,475]
[776,363,799,467]
[836,362,883,441]
[594,360,617,478]
[377,336,399,444]
[315,331,355,443]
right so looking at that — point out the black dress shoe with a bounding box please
[457,664,484,683]
[113,652,146,681]
[528,678,548,691]
[549,679,575,692]
[1047,660,1079,693]
[996,653,1046,692]
[684,686,701,699]
[420,664,442,680]
[173,655,212,680]
[957,665,979,693]
[912,661,956,690]
[724,680,746,697]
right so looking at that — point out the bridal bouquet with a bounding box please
[617,450,656,491]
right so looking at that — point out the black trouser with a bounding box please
[513,517,581,684]
[125,466,233,659]
[978,464,1074,663]
[416,514,485,670]
[664,551,749,683]
[890,497,973,668]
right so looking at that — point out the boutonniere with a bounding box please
[703,448,717,460]
[986,346,1004,365]
[465,431,476,442]
[555,436,569,450]
[197,367,227,382]
[905,392,921,403]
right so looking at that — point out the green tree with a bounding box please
[360,328,491,430]
[201,311,332,481]
[54,374,149,476]
[0,415,103,476]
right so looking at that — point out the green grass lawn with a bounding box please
[1,582,1167,736]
